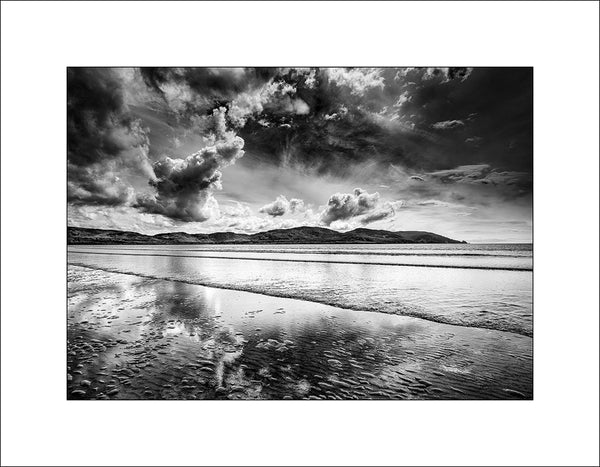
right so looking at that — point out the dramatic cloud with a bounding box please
[320,188,381,225]
[431,120,465,130]
[136,108,245,222]
[67,67,533,242]
[259,195,305,217]
[423,67,473,83]
[227,80,310,127]
[67,68,152,205]
[326,68,385,96]
[67,165,136,206]
[140,67,275,116]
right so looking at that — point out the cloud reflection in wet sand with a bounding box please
[67,265,532,400]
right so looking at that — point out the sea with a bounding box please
[68,243,533,337]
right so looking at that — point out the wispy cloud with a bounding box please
[431,119,465,130]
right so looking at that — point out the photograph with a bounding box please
[2,1,599,465]
[67,67,533,400]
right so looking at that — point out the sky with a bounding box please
[67,67,533,243]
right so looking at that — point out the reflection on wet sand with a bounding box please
[67,265,532,400]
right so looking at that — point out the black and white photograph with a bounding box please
[2,2,598,466]
[67,66,534,400]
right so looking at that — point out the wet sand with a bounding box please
[67,265,532,400]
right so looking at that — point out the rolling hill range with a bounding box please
[68,226,465,245]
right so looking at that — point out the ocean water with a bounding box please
[68,243,533,336]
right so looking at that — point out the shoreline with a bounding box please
[67,264,532,400]
[69,250,532,272]
[69,261,532,337]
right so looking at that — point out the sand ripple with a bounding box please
[67,265,532,400]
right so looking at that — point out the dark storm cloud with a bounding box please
[141,67,276,96]
[235,67,533,179]
[237,68,428,174]
[391,67,533,174]
[67,165,135,205]
[139,67,278,120]
[67,68,152,204]
[134,67,533,187]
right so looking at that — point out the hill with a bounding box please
[68,226,465,245]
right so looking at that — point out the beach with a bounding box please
[67,263,532,400]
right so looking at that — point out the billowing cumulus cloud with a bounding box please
[259,196,288,217]
[67,68,152,205]
[136,108,245,222]
[320,188,381,225]
[326,68,385,96]
[259,195,305,217]
[318,189,402,226]
[228,80,310,127]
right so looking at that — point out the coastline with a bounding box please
[67,264,532,400]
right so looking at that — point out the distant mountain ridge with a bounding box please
[68,226,465,245]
